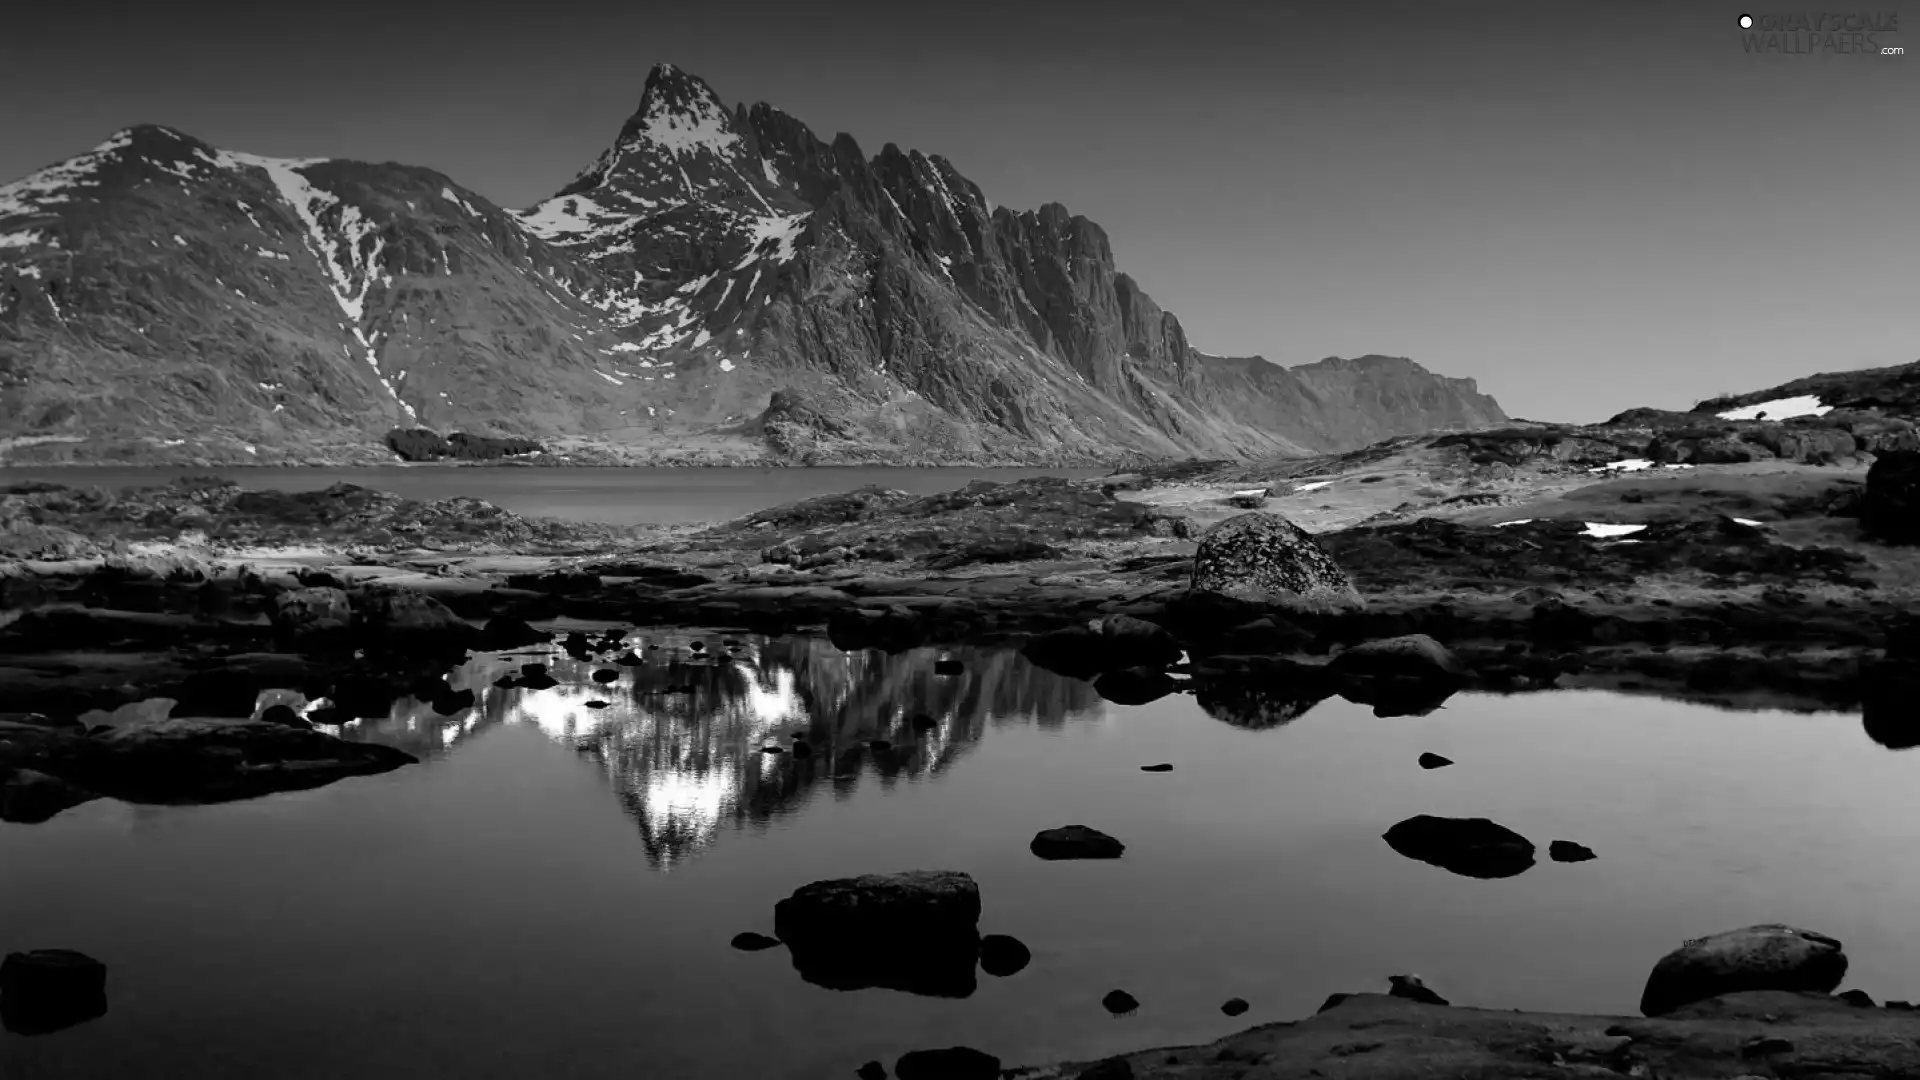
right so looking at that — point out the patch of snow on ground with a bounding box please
[0,231,44,249]
[255,247,289,260]
[1232,488,1267,498]
[514,194,611,240]
[0,130,131,220]
[17,264,41,279]
[1662,464,1695,470]
[1733,517,1764,526]
[1293,480,1334,492]
[692,329,712,348]
[608,342,643,353]
[1581,522,1648,538]
[1715,394,1831,421]
[1494,519,1533,527]
[440,186,481,217]
[734,212,811,268]
[1589,458,1653,473]
[635,78,740,157]
[594,370,624,386]
[719,359,735,372]
[172,234,188,246]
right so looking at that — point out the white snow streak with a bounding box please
[1715,394,1831,421]
[1580,522,1648,538]
[1588,458,1654,473]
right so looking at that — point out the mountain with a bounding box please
[0,64,1506,466]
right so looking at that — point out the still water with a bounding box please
[3,634,1916,1079]
[0,466,1110,525]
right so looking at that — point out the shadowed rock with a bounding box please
[0,950,108,1036]
[1094,667,1177,706]
[1383,815,1536,879]
[1837,988,1877,1007]
[894,1047,999,1080]
[856,1062,886,1080]
[729,932,782,952]
[1189,512,1365,614]
[430,688,475,715]
[773,871,982,998]
[978,934,1031,977]
[480,616,550,650]
[0,768,101,824]
[1418,752,1453,769]
[1221,997,1250,1016]
[1549,840,1597,862]
[1023,615,1182,680]
[1640,924,1848,1016]
[1076,1057,1135,1079]
[1388,974,1449,1005]
[934,659,964,675]
[1861,449,1920,544]
[1031,825,1125,860]
[1140,763,1173,772]
[269,586,353,650]
[1102,989,1140,1015]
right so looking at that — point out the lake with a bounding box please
[2,632,1915,1079]
[0,467,1112,526]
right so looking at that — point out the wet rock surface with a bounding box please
[1383,815,1537,879]
[1640,924,1849,1016]
[772,871,983,997]
[1,950,108,1036]
[1031,825,1126,860]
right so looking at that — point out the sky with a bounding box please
[2,0,1914,423]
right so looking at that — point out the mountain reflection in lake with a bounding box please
[14,651,1920,1080]
[321,632,1104,869]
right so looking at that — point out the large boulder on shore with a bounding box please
[1861,449,1920,544]
[1329,634,1466,714]
[1189,512,1364,614]
[1639,924,1848,1016]
[269,587,353,649]
[353,586,479,654]
[1383,815,1536,879]
[772,870,982,997]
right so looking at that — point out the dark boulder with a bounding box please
[729,932,782,952]
[1188,512,1364,614]
[1388,974,1449,1005]
[480,616,549,650]
[827,607,926,654]
[894,1047,1000,1080]
[1101,989,1140,1015]
[1837,989,1876,1007]
[257,704,310,728]
[1031,825,1125,860]
[430,688,476,716]
[1221,997,1250,1017]
[1640,924,1848,1016]
[978,934,1031,977]
[1549,840,1597,863]
[353,586,479,655]
[1861,449,1920,544]
[0,949,108,1036]
[857,1063,887,1080]
[1023,615,1180,680]
[933,659,964,675]
[773,871,982,998]
[1094,667,1177,706]
[269,586,353,649]
[1383,815,1536,879]
[1076,1058,1135,1080]
[38,717,417,804]
[591,669,621,684]
[1417,752,1453,770]
[1140,763,1174,773]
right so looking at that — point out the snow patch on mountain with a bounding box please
[0,231,45,250]
[0,129,133,222]
[1715,394,1831,421]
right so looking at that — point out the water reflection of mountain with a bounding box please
[329,632,1103,868]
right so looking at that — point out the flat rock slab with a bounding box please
[1024,990,1920,1080]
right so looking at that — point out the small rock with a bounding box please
[1383,815,1536,879]
[585,701,609,709]
[762,745,786,755]
[520,663,548,677]
[933,659,964,675]
[978,934,1031,977]
[1102,989,1139,1015]
[910,714,938,732]
[1549,840,1597,862]
[492,675,518,689]
[729,932,781,952]
[856,1063,887,1080]
[1221,997,1250,1016]
[1,769,101,825]
[791,742,813,759]
[1388,974,1449,1005]
[1318,993,1353,1013]
[1837,989,1876,1007]
[1140,763,1174,772]
[1888,999,1915,1010]
[1417,752,1453,769]
[480,616,549,650]
[1094,667,1178,706]
[1031,825,1125,860]
[690,641,706,653]
[894,1048,999,1080]
[591,669,620,684]
[518,673,559,691]
[869,740,893,752]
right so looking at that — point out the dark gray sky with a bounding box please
[4,0,1914,422]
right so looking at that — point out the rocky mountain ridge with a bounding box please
[0,64,1507,466]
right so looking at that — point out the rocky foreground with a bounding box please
[6,444,1920,1068]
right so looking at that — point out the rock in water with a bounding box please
[1382,815,1536,879]
[1140,763,1174,772]
[978,934,1031,977]
[354,586,478,655]
[1220,997,1250,1016]
[1076,1058,1135,1079]
[1388,974,1450,1005]
[1023,615,1182,679]
[1417,752,1453,769]
[1549,840,1597,862]
[430,688,475,716]
[481,616,549,650]
[1031,825,1125,860]
[1094,667,1177,706]
[856,1062,887,1080]
[0,768,100,824]
[1639,924,1848,1016]
[1102,989,1140,1015]
[894,1047,1000,1080]
[933,659,964,675]
[729,932,782,952]
[773,871,982,997]
[0,950,108,1036]
[1331,634,1462,681]
[1188,513,1364,614]
[1862,449,1920,544]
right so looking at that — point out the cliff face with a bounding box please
[0,64,1505,465]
